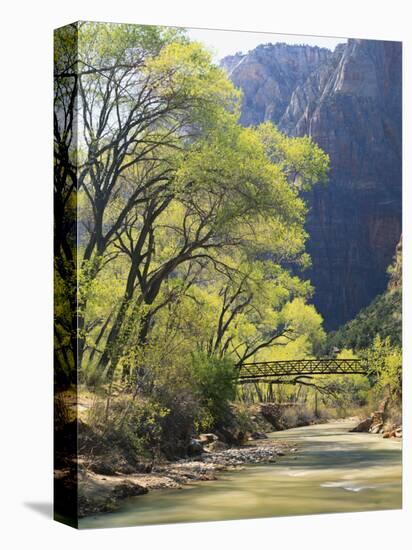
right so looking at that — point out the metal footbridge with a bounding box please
[237,358,368,383]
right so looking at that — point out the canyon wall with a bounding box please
[222,39,402,329]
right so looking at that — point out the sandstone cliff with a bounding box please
[222,39,402,329]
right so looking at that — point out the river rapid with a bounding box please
[79,420,402,529]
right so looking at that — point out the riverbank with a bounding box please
[79,420,402,528]
[73,400,331,517]
[54,397,326,518]
[349,398,402,438]
[73,407,402,519]
[76,436,297,517]
[55,397,364,519]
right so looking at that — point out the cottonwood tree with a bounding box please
[86,125,296,377]
[88,120,328,381]
[55,22,329,386]
[182,258,325,365]
[55,22,239,379]
[54,24,82,385]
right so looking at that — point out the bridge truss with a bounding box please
[237,358,368,383]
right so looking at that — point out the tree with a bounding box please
[54,23,82,385]
[367,336,402,400]
[87,117,328,380]
[55,22,330,386]
[55,23,240,379]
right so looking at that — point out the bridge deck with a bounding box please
[237,358,368,382]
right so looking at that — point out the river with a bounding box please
[79,420,402,529]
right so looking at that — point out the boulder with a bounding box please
[198,433,218,444]
[215,427,247,445]
[187,438,204,456]
[369,423,383,434]
[350,417,372,432]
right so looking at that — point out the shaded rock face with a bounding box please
[222,39,402,329]
[221,43,332,126]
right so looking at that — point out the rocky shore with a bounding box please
[55,401,327,520]
[350,399,402,439]
[77,436,296,517]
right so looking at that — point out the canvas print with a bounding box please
[54,21,402,529]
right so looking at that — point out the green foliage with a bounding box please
[321,244,402,353]
[191,353,237,430]
[324,375,371,409]
[55,22,336,461]
[256,122,329,190]
[321,288,401,353]
[91,396,169,460]
[67,23,330,382]
[317,246,402,412]
[366,336,402,400]
[321,350,371,408]
[76,21,187,68]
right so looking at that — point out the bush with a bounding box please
[366,336,402,400]
[191,353,237,431]
[93,396,169,462]
[157,392,200,459]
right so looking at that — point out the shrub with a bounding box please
[366,336,402,400]
[100,396,169,461]
[191,352,237,431]
[157,392,200,459]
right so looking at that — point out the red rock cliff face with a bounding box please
[222,39,402,329]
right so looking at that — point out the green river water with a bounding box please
[79,420,402,529]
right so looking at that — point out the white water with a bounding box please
[79,421,402,529]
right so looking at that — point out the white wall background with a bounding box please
[0,0,410,547]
